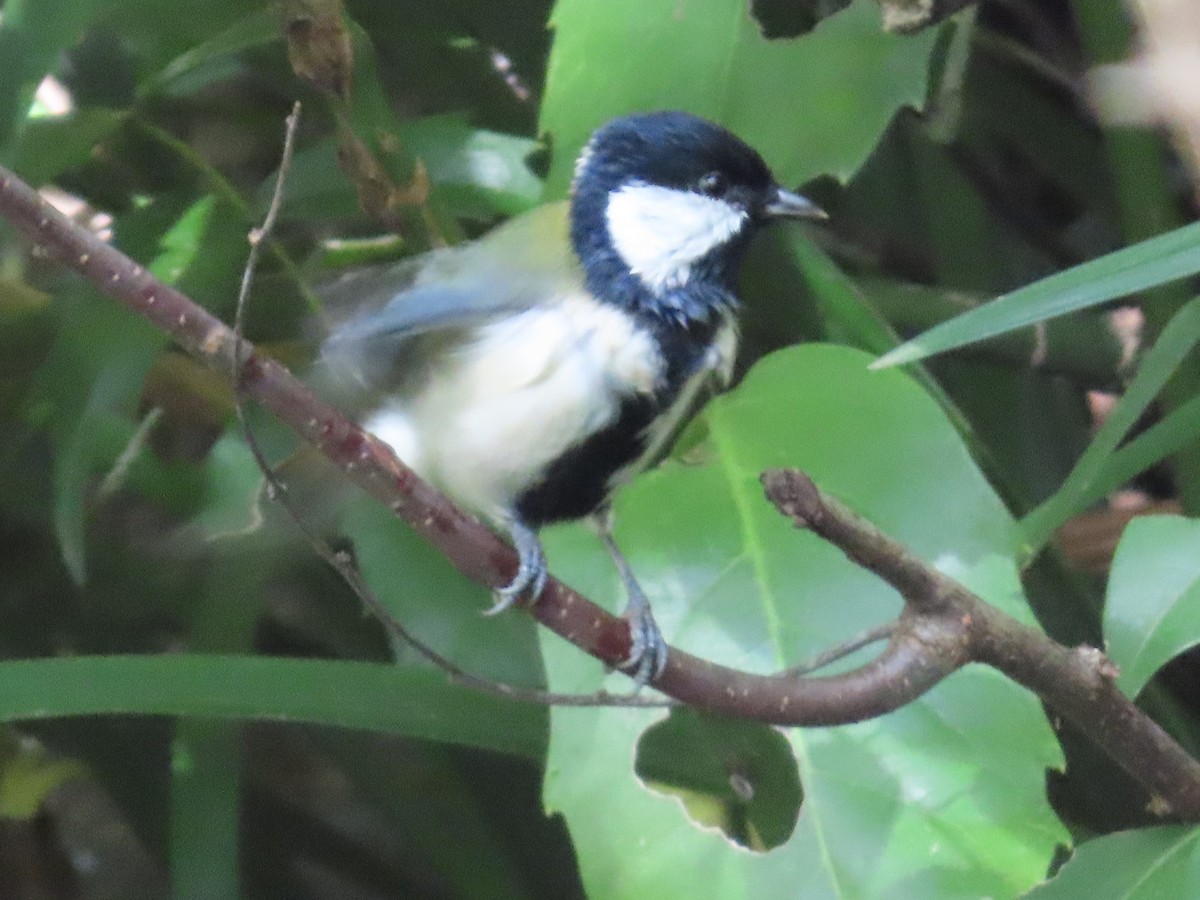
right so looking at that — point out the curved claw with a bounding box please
[485,561,547,616]
[590,511,668,687]
[620,604,669,687]
[485,517,547,616]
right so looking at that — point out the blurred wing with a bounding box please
[318,202,578,401]
[320,201,575,350]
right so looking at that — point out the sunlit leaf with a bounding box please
[1105,516,1200,699]
[542,345,1064,898]
[874,221,1200,368]
[1024,825,1200,898]
[0,742,87,819]
[540,0,939,195]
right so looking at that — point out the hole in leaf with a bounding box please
[748,0,852,39]
[635,708,801,850]
[526,134,552,181]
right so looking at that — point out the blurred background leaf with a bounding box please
[1025,824,1200,898]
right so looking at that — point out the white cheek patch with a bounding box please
[605,182,748,292]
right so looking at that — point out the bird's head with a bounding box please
[569,111,824,322]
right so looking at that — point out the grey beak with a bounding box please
[764,186,827,220]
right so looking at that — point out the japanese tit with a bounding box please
[320,111,825,683]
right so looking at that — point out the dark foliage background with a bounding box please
[1,0,1199,896]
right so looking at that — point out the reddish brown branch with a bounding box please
[7,159,1200,817]
[763,468,1200,819]
[0,162,944,725]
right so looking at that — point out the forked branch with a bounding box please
[3,160,1199,817]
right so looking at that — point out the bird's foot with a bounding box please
[590,510,669,687]
[485,518,547,616]
[619,601,668,688]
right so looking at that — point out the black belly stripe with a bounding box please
[514,313,727,527]
[515,394,656,526]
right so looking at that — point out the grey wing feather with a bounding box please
[317,202,578,397]
[319,251,529,344]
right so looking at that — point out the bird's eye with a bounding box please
[697,171,728,197]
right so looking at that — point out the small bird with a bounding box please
[320,111,824,683]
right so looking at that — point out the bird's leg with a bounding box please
[592,508,668,685]
[486,516,548,615]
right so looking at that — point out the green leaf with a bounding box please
[539,0,939,195]
[138,6,280,98]
[636,708,802,851]
[858,277,1125,386]
[0,741,87,819]
[0,0,113,148]
[47,193,232,583]
[541,344,1064,898]
[780,235,1011,491]
[40,280,163,585]
[0,654,544,759]
[874,220,1200,368]
[266,115,543,224]
[171,719,241,899]
[52,368,145,583]
[146,194,218,285]
[344,495,546,687]
[1019,297,1200,554]
[1104,516,1200,699]
[780,230,898,354]
[7,108,128,184]
[406,117,543,218]
[168,529,271,894]
[1094,394,1200,502]
[186,434,267,539]
[1023,825,1200,899]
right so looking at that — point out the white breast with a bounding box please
[364,293,664,523]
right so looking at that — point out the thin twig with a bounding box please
[6,143,1200,813]
[762,467,1200,819]
[0,157,1074,730]
[134,117,322,313]
[95,406,164,504]
[232,101,302,395]
[782,623,896,677]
